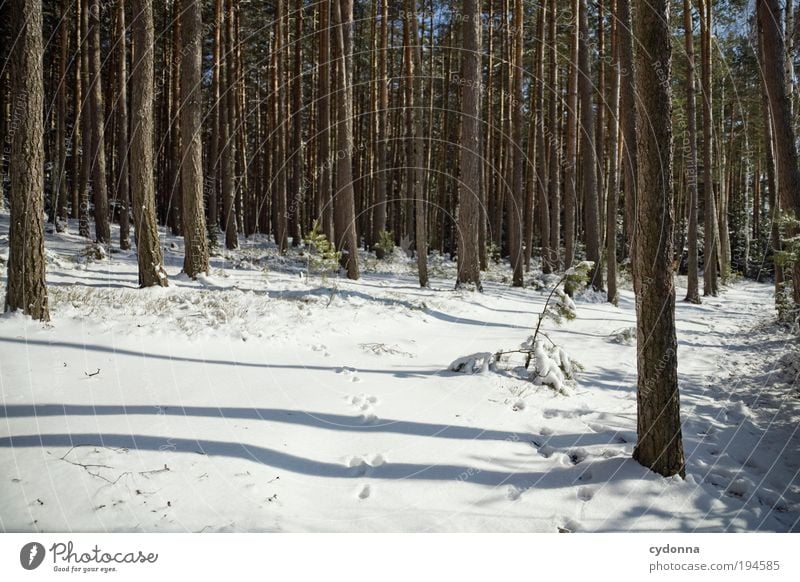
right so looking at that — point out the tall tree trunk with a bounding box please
[508,0,524,286]
[222,0,238,249]
[180,0,210,278]
[404,0,428,287]
[130,0,168,287]
[78,0,92,238]
[207,0,222,243]
[759,0,800,305]
[371,0,389,248]
[88,0,111,243]
[606,0,621,305]
[632,0,686,479]
[758,18,783,297]
[70,0,82,220]
[332,0,359,279]
[564,0,580,269]
[619,0,637,263]
[316,0,333,242]
[456,0,482,289]
[273,0,288,251]
[699,0,718,296]
[547,0,560,271]
[579,0,603,290]
[115,0,131,250]
[5,0,49,321]
[290,0,304,245]
[684,0,701,303]
[54,0,69,232]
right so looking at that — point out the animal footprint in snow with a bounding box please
[345,454,387,476]
[577,487,594,502]
[506,486,522,501]
[347,393,378,422]
[311,344,330,357]
[337,366,361,382]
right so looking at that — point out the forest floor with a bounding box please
[0,211,798,532]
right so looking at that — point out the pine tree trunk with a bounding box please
[507,0,524,286]
[456,0,482,289]
[88,0,110,244]
[684,0,701,303]
[5,0,49,321]
[632,0,685,479]
[759,0,800,305]
[619,0,637,264]
[699,0,718,296]
[564,0,580,269]
[370,0,389,249]
[207,0,222,242]
[115,0,131,250]
[54,0,69,231]
[332,0,359,280]
[130,0,168,288]
[222,0,238,250]
[180,0,210,278]
[78,0,92,238]
[606,0,621,305]
[579,0,603,290]
[290,0,305,246]
[547,0,560,271]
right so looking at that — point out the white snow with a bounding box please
[0,212,798,532]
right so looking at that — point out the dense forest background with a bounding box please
[2,0,795,304]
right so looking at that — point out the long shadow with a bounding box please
[0,404,632,451]
[0,432,638,488]
[0,337,450,379]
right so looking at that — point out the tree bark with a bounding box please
[88,0,111,243]
[115,0,131,250]
[579,0,603,290]
[758,0,800,305]
[456,0,482,289]
[684,0,701,303]
[180,0,210,278]
[606,0,621,305]
[332,0,359,279]
[5,0,49,321]
[699,0,718,296]
[130,0,168,287]
[632,0,686,479]
[619,0,637,263]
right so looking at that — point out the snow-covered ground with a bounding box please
[0,212,798,532]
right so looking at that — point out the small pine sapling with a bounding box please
[373,230,395,260]
[304,220,341,281]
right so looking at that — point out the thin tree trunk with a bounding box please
[332,0,359,279]
[579,0,603,290]
[699,0,718,296]
[619,0,637,264]
[130,0,168,287]
[564,0,580,269]
[222,0,238,249]
[88,0,110,243]
[180,0,210,278]
[547,0,560,271]
[115,0,131,250]
[684,0,701,303]
[507,0,524,286]
[606,0,621,305]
